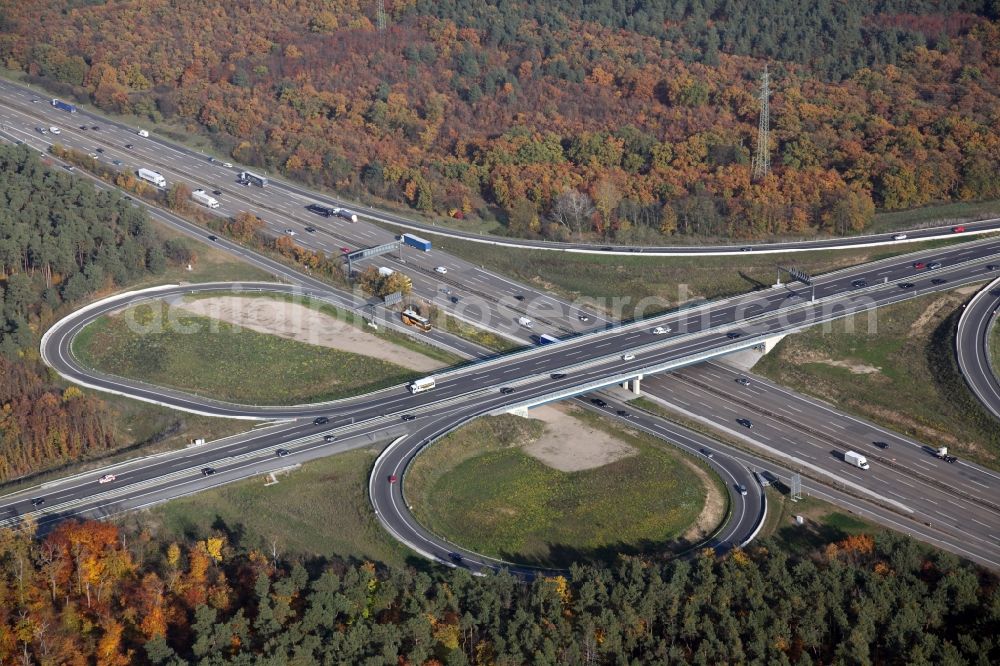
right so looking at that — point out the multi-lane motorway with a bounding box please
[4,79,1000,571]
[23,238,1000,569]
[639,363,1000,566]
[4,78,1000,259]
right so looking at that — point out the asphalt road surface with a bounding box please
[3,78,999,259]
[640,362,1000,568]
[956,275,1000,421]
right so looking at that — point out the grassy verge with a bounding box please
[432,234,976,319]
[146,447,408,566]
[182,290,465,368]
[443,314,521,352]
[755,286,1000,468]
[760,492,885,557]
[405,412,712,568]
[72,302,427,405]
[868,199,1000,233]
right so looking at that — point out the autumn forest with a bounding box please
[1,1,998,241]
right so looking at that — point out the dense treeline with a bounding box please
[0,143,169,481]
[0,520,995,664]
[418,1,998,80]
[1,3,998,242]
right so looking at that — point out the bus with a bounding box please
[401,309,432,332]
[409,377,436,394]
[537,334,561,345]
[238,171,268,187]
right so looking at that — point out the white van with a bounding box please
[137,129,149,137]
[517,316,533,328]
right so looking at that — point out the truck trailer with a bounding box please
[409,377,436,394]
[238,171,268,187]
[191,189,220,209]
[844,450,870,470]
[136,168,166,188]
[51,99,76,113]
[336,209,358,223]
[400,233,432,252]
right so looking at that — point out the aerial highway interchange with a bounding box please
[1,78,999,571]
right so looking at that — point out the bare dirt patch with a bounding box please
[523,404,637,471]
[174,296,443,372]
[907,287,978,339]
[783,348,882,375]
[681,460,726,542]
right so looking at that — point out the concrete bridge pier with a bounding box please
[620,374,643,396]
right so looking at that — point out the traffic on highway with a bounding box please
[2,78,1000,573]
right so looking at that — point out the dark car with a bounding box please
[201,467,216,476]
[927,261,942,269]
[851,279,867,288]
[112,160,123,166]
[448,552,463,563]
[500,387,515,395]
[79,125,88,130]
[275,448,289,457]
[323,434,336,443]
[313,416,329,425]
[212,189,222,196]
[31,497,45,507]
[91,126,99,130]
[124,143,133,149]
[735,483,748,496]
[873,441,890,449]
[740,247,752,252]
[514,294,525,301]
[551,373,567,379]
[95,147,104,153]
[899,282,915,289]
[591,398,608,408]
[735,376,751,386]
[207,235,218,242]
[931,278,947,285]
[304,226,317,233]
[578,314,590,322]
[726,331,742,339]
[987,265,998,271]
[700,448,714,458]
[616,409,631,418]
[737,418,753,429]
[450,295,460,304]
[401,414,416,421]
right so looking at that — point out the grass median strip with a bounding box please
[404,409,716,568]
[755,286,1000,468]
[147,447,408,566]
[73,300,434,405]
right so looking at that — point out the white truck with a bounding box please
[934,446,958,463]
[517,316,533,328]
[136,168,166,188]
[409,377,435,394]
[844,450,870,470]
[378,266,395,277]
[191,189,220,209]
[137,129,149,137]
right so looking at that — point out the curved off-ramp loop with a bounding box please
[956,275,1000,421]
[369,400,765,578]
[39,281,429,419]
